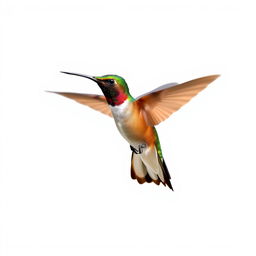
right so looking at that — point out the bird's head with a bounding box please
[61,71,133,106]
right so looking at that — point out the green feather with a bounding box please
[95,74,134,101]
[153,127,163,160]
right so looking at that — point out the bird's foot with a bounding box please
[130,144,146,154]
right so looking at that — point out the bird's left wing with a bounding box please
[137,75,219,126]
[48,92,113,117]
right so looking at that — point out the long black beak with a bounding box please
[60,71,98,83]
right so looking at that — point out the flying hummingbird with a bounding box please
[50,72,219,190]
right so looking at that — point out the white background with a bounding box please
[1,0,256,255]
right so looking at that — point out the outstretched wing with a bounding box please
[137,75,219,126]
[137,82,178,98]
[48,92,113,117]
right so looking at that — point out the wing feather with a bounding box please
[137,75,219,126]
[48,92,112,117]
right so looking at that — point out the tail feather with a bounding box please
[158,157,173,190]
[130,150,173,190]
[131,153,160,185]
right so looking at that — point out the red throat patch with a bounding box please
[106,91,128,106]
[115,92,128,105]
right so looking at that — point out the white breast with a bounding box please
[110,100,130,122]
[110,100,138,146]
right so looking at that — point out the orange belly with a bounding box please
[112,101,156,148]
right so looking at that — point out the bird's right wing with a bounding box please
[48,92,113,117]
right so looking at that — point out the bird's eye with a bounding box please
[108,79,115,85]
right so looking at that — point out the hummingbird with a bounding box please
[50,72,219,190]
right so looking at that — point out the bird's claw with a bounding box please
[130,144,146,154]
[130,145,140,154]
